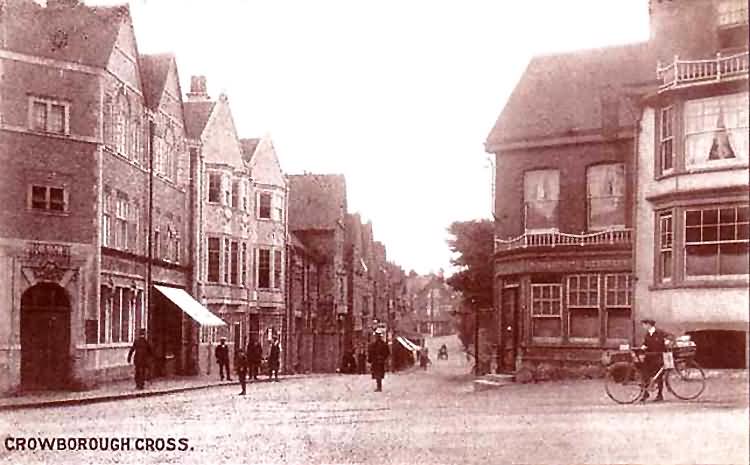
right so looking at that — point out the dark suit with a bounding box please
[215,344,231,380]
[642,329,671,395]
[127,336,152,389]
[247,341,262,380]
[235,352,248,394]
[268,342,281,381]
[368,338,390,391]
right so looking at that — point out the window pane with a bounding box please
[99,288,108,343]
[719,242,750,275]
[569,308,599,339]
[208,174,221,203]
[685,210,702,227]
[49,188,65,211]
[607,308,631,340]
[111,289,121,343]
[686,244,719,276]
[524,170,560,230]
[258,249,271,288]
[587,163,626,229]
[207,238,221,282]
[231,181,239,209]
[121,289,131,342]
[32,101,47,131]
[259,193,272,219]
[532,318,561,338]
[685,226,702,243]
[230,241,239,285]
[31,186,47,209]
[49,104,65,133]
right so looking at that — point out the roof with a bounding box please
[486,42,658,147]
[3,0,127,67]
[182,101,216,139]
[287,174,347,231]
[240,138,260,164]
[139,53,173,110]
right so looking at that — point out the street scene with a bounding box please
[2,336,748,464]
[1,0,749,464]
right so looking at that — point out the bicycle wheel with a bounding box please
[666,359,706,400]
[605,362,644,404]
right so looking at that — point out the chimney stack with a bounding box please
[187,75,210,102]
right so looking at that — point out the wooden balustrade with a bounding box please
[657,51,749,91]
[494,228,632,252]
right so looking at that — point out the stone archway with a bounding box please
[20,282,72,390]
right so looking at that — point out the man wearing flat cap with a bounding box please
[215,337,231,381]
[639,318,672,402]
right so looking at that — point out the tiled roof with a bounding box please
[287,174,347,231]
[139,54,173,110]
[182,101,215,139]
[486,42,658,147]
[3,0,126,67]
[240,138,260,164]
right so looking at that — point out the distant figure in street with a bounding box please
[438,344,448,360]
[357,349,367,374]
[215,337,231,381]
[268,336,281,382]
[419,346,430,370]
[235,348,248,395]
[342,350,357,374]
[368,332,390,392]
[247,338,263,381]
[127,328,153,390]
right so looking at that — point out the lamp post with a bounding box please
[472,298,479,376]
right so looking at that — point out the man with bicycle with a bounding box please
[638,318,673,402]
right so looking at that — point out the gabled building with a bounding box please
[184,76,253,366]
[287,174,348,372]
[634,0,748,368]
[412,275,458,337]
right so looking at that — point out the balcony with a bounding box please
[657,51,749,92]
[494,228,632,253]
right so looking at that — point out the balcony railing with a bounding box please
[657,51,749,92]
[494,228,632,253]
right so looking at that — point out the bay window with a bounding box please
[660,106,675,174]
[684,93,749,169]
[685,205,749,278]
[523,169,560,231]
[587,163,626,230]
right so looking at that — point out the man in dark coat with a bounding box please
[268,336,281,382]
[127,328,152,390]
[215,337,231,381]
[235,348,249,395]
[247,338,263,381]
[639,318,672,402]
[357,349,367,374]
[368,332,390,392]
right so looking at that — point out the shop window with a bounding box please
[587,163,625,230]
[523,170,559,231]
[567,275,599,341]
[685,205,750,277]
[530,283,562,341]
[605,274,632,342]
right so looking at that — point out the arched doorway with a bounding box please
[20,283,71,390]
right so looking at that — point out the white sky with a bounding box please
[91,0,650,275]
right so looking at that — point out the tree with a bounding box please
[446,219,495,352]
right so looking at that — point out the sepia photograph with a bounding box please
[0,0,748,464]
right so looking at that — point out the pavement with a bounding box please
[1,336,747,465]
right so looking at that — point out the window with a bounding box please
[29,185,67,212]
[231,181,240,209]
[30,97,68,134]
[99,286,138,345]
[717,0,748,26]
[115,195,128,250]
[530,283,562,340]
[131,204,141,253]
[567,275,599,340]
[684,93,749,169]
[273,250,283,289]
[587,163,625,230]
[258,192,272,219]
[241,243,248,286]
[99,286,110,343]
[230,241,239,285]
[102,191,112,247]
[604,274,631,341]
[685,205,749,278]
[272,194,284,222]
[523,170,559,231]
[242,183,250,212]
[207,237,221,283]
[658,212,673,281]
[224,238,231,283]
[208,173,221,203]
[660,106,675,174]
[115,93,130,156]
[258,249,271,288]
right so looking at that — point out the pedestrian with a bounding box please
[268,336,281,382]
[247,337,262,381]
[420,346,430,370]
[368,331,390,392]
[357,349,367,374]
[127,328,153,390]
[235,348,249,395]
[342,350,357,374]
[639,318,673,402]
[215,337,232,381]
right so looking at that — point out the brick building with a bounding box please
[344,213,374,354]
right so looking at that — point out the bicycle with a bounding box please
[604,340,706,404]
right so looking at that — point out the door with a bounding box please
[20,283,71,390]
[500,287,519,373]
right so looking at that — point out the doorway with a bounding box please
[20,283,71,390]
[500,286,519,373]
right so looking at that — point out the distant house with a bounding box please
[411,276,458,337]
[345,213,374,354]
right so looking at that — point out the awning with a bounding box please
[396,336,420,352]
[154,285,226,327]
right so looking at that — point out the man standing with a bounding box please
[247,337,262,381]
[127,328,152,390]
[268,336,281,382]
[639,318,672,402]
[368,331,390,392]
[235,348,248,395]
[215,337,231,381]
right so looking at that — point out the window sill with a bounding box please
[649,278,749,290]
[655,162,749,181]
[82,342,133,349]
[27,208,70,217]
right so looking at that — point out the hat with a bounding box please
[220,336,227,341]
[640,318,656,325]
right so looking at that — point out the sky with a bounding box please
[91,0,650,275]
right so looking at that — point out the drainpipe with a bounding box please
[146,119,155,339]
[630,102,642,346]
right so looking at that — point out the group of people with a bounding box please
[223,336,282,396]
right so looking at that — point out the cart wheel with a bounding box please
[605,362,644,404]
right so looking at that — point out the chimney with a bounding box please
[186,75,210,102]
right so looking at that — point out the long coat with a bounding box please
[215,344,230,364]
[247,341,263,365]
[127,336,152,366]
[268,342,281,370]
[368,339,390,380]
